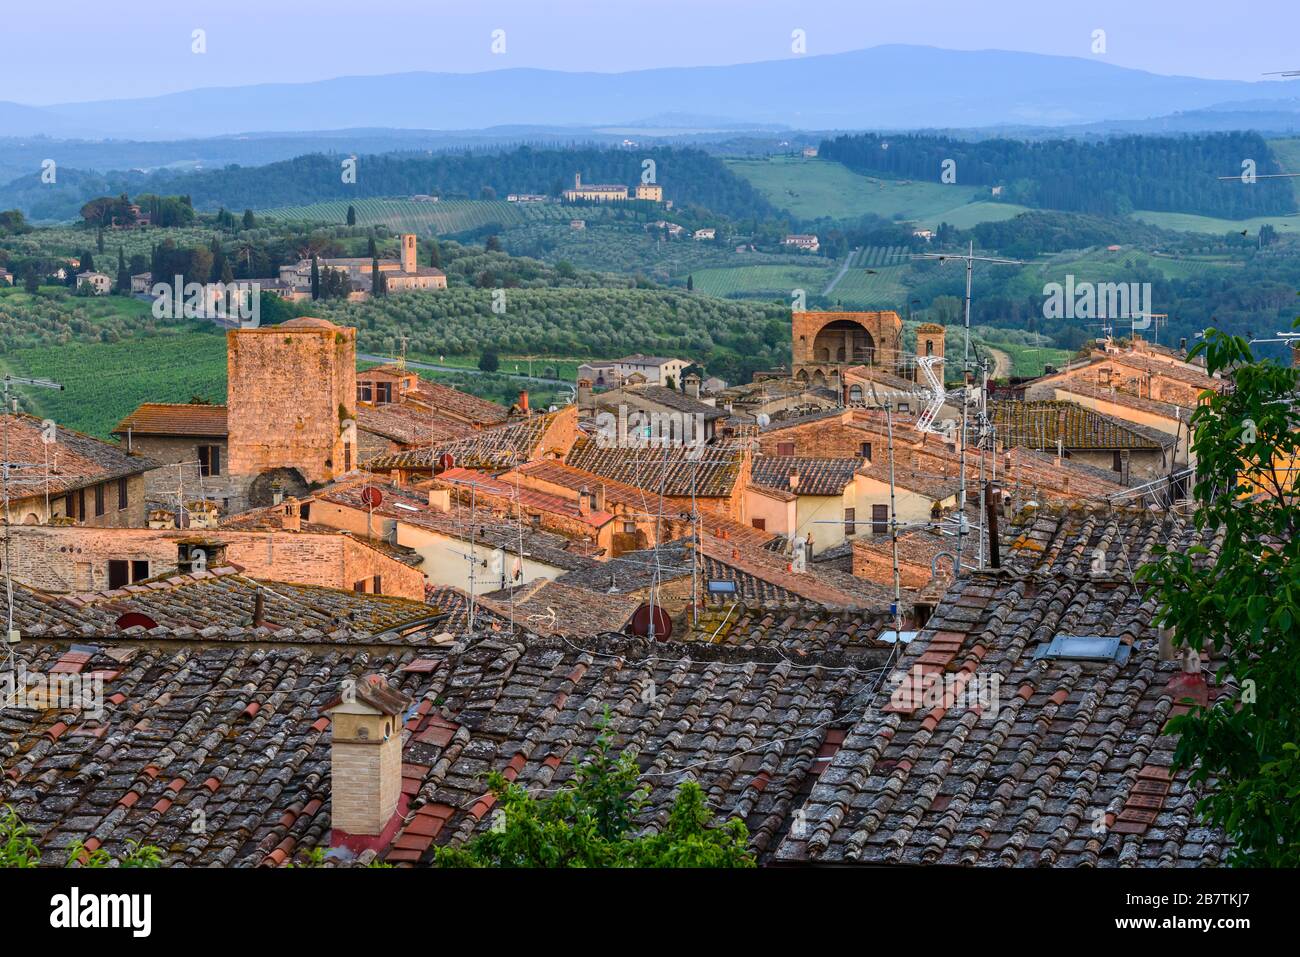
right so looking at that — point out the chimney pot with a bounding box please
[326,674,411,839]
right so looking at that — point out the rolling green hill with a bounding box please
[1129,209,1300,235]
[726,155,1030,227]
[259,197,571,235]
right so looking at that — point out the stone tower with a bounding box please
[791,310,905,385]
[400,233,417,274]
[226,317,357,497]
[916,322,946,362]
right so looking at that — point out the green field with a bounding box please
[1130,209,1300,235]
[1025,247,1245,291]
[689,264,831,300]
[726,156,1031,227]
[829,263,910,308]
[0,325,228,437]
[259,198,570,235]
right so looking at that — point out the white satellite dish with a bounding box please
[755,413,771,428]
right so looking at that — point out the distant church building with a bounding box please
[562,173,630,203]
[277,233,447,297]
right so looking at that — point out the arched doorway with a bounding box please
[246,467,310,508]
[812,319,875,365]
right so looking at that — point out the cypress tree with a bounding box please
[310,256,320,300]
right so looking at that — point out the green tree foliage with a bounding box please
[242,208,256,229]
[432,714,755,868]
[1139,326,1300,866]
[478,349,500,372]
[822,131,1296,219]
[346,204,357,226]
[55,146,774,221]
[0,209,31,236]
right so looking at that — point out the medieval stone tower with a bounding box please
[227,317,357,505]
[791,310,905,385]
[916,322,946,363]
[400,233,417,274]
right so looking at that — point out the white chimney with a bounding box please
[325,674,411,837]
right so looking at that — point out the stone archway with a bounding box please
[246,467,310,509]
[813,319,876,365]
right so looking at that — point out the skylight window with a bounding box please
[1032,635,1130,664]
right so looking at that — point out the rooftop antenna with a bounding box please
[1,375,64,657]
[912,244,1023,576]
[396,334,409,374]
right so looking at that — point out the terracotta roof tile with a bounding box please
[112,403,228,438]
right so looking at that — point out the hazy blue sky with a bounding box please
[4,0,1298,104]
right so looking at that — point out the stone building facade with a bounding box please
[1,522,423,598]
[792,310,906,385]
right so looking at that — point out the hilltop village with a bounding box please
[0,301,1236,868]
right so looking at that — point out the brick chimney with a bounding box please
[577,378,592,408]
[577,487,592,517]
[325,674,411,838]
[684,373,701,399]
[428,487,451,512]
[518,389,529,414]
[281,497,302,532]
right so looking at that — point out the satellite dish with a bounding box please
[115,612,158,631]
[629,603,672,641]
[755,413,771,428]
[437,453,455,472]
[360,486,383,508]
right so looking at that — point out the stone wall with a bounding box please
[127,435,244,511]
[1,523,422,598]
[226,322,357,486]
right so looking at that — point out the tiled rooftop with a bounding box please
[1,413,159,498]
[1,631,879,865]
[751,456,864,496]
[356,403,477,446]
[112,402,228,438]
[566,436,745,498]
[315,479,603,573]
[365,410,567,472]
[774,506,1229,867]
[991,400,1171,451]
[10,568,450,644]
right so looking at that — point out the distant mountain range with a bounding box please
[3,45,1299,140]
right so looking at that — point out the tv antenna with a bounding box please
[1,375,65,662]
[911,244,1022,576]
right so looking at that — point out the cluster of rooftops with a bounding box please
[0,329,1234,866]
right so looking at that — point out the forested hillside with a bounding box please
[0,146,776,223]
[820,132,1296,219]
